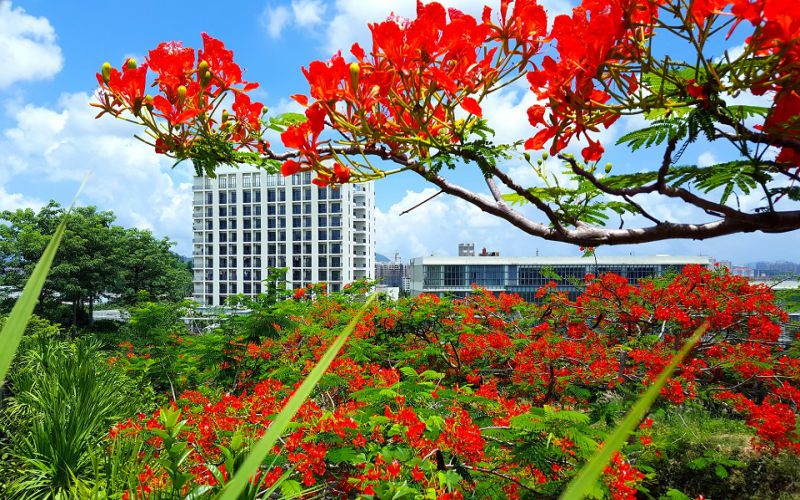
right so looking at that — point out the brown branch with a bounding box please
[399,190,444,216]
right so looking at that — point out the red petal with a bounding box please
[460,97,483,117]
[291,94,309,106]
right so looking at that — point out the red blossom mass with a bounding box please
[107,266,799,498]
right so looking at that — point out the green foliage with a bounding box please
[561,320,710,500]
[0,201,191,325]
[0,338,147,499]
[639,410,800,499]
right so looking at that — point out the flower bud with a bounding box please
[221,109,229,122]
[349,62,360,91]
[126,58,137,70]
[101,62,112,83]
[542,152,549,160]
[177,85,187,103]
[201,71,212,87]
[198,60,209,73]
[523,152,531,162]
[604,162,612,174]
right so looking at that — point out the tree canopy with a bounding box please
[94,0,800,246]
[0,202,191,324]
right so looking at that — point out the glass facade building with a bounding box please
[409,256,714,301]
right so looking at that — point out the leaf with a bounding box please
[664,489,692,500]
[280,479,303,497]
[216,293,378,500]
[560,320,711,500]
[715,464,729,479]
[0,174,89,385]
[399,366,419,379]
[326,447,360,464]
[615,118,685,151]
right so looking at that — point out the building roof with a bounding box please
[409,255,714,266]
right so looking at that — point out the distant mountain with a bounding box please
[376,253,391,262]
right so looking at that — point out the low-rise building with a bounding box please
[407,255,714,301]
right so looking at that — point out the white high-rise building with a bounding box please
[191,165,375,306]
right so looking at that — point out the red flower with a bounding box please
[460,97,483,117]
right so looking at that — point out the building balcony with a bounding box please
[192,185,205,191]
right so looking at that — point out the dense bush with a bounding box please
[0,332,151,499]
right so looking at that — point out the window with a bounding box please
[253,174,260,187]
[243,206,251,216]
[229,191,237,203]
[243,191,252,203]
[220,219,227,229]
[243,174,251,187]
[219,176,227,188]
[219,192,227,204]
[318,229,327,240]
[228,174,236,188]
[444,265,465,287]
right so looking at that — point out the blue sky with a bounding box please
[0,0,797,264]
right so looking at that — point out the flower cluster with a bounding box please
[92,34,265,171]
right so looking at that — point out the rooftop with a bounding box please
[410,255,714,266]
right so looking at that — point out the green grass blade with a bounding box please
[0,174,90,384]
[217,293,378,499]
[560,320,710,500]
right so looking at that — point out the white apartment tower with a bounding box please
[192,165,376,306]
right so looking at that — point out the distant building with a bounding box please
[458,243,475,256]
[407,255,713,301]
[731,266,755,278]
[375,252,407,289]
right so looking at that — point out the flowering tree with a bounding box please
[94,0,800,246]
[103,268,798,498]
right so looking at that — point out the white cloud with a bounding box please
[375,186,572,259]
[697,151,717,167]
[0,2,63,90]
[0,92,194,254]
[292,0,326,27]
[261,5,292,39]
[0,185,42,211]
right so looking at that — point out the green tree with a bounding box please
[0,201,190,325]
